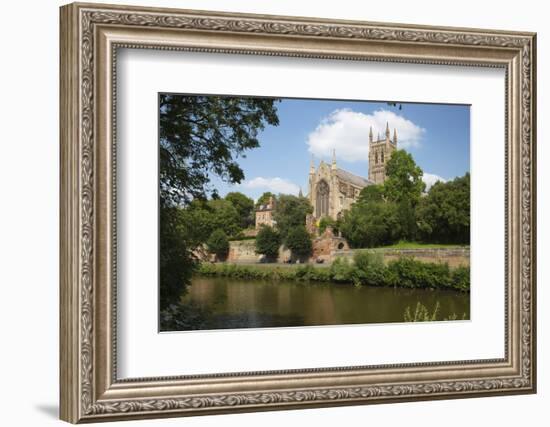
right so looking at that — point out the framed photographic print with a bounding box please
[60,2,537,423]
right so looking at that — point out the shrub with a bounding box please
[285,225,313,259]
[353,250,384,271]
[388,257,451,289]
[361,264,387,287]
[451,265,470,292]
[330,257,354,283]
[351,251,385,286]
[255,225,281,260]
[295,264,316,281]
[195,255,469,292]
[206,229,229,260]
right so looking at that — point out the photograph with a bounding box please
[158,94,471,331]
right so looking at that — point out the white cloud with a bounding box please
[307,109,425,162]
[242,177,300,195]
[423,172,447,190]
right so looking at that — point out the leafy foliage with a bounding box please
[255,191,275,208]
[197,256,469,292]
[225,191,255,228]
[383,150,425,240]
[160,302,209,331]
[273,194,313,241]
[340,200,401,248]
[285,225,313,259]
[206,229,230,259]
[450,265,471,292]
[329,257,356,283]
[387,257,451,289]
[318,216,338,234]
[206,199,241,237]
[178,199,241,244]
[159,207,197,309]
[255,225,281,259]
[416,173,470,244]
[383,149,425,206]
[352,251,387,286]
[340,148,469,248]
[159,94,279,206]
[357,184,384,204]
[159,95,280,308]
[353,250,384,271]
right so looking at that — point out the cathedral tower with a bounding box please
[368,123,397,184]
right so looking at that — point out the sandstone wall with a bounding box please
[226,239,469,268]
[227,240,258,263]
[334,248,470,268]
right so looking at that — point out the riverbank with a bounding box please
[197,255,470,292]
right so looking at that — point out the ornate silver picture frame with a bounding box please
[60,2,536,423]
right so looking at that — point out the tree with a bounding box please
[255,191,275,208]
[207,229,230,260]
[384,150,425,206]
[159,207,197,309]
[285,225,313,259]
[357,184,384,204]
[255,225,281,260]
[383,150,425,240]
[273,194,313,241]
[225,192,255,228]
[178,198,240,244]
[416,173,470,244]
[340,200,401,248]
[159,94,280,206]
[177,200,214,245]
[206,199,241,237]
[159,95,280,309]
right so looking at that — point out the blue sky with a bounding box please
[211,98,470,201]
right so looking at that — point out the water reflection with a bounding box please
[180,277,470,330]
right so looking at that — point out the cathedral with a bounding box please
[308,123,398,220]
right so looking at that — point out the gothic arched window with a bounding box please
[316,180,330,218]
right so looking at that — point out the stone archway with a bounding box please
[316,180,329,218]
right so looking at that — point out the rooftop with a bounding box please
[335,168,372,188]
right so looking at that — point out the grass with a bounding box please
[376,240,469,250]
[197,253,470,293]
[403,301,468,322]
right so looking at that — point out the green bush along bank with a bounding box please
[197,252,469,292]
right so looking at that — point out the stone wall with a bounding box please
[334,248,470,268]
[227,239,292,263]
[226,238,469,267]
[311,227,349,262]
[227,240,258,263]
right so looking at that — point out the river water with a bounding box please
[179,276,470,330]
